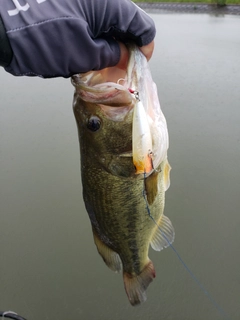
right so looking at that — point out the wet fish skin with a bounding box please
[73,95,135,178]
[73,98,173,306]
[72,46,174,306]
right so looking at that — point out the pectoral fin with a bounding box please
[150,214,175,251]
[144,170,159,205]
[92,228,122,273]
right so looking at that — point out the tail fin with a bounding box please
[123,260,156,306]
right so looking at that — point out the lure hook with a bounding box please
[128,88,140,101]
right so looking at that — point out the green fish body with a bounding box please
[72,46,174,305]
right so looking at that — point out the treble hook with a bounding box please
[128,88,140,101]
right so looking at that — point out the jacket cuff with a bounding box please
[0,14,13,67]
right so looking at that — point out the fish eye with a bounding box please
[87,116,101,132]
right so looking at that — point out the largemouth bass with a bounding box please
[72,46,174,306]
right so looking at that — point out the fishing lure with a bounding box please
[131,90,154,175]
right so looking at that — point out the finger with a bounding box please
[91,0,156,48]
[115,42,129,70]
[139,41,154,61]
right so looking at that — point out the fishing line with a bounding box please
[0,311,27,320]
[142,173,232,320]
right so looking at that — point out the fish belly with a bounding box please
[82,163,167,305]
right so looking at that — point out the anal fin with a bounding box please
[123,260,156,306]
[150,214,175,251]
[92,228,122,273]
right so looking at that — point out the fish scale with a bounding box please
[72,45,174,305]
[84,169,152,274]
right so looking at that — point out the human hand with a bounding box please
[0,0,155,78]
[116,40,154,71]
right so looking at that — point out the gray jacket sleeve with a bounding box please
[0,0,155,78]
[0,15,13,67]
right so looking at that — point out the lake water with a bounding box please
[1,13,240,320]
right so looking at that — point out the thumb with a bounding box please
[139,41,154,61]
